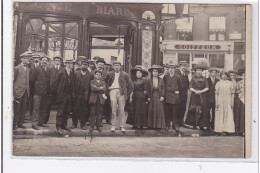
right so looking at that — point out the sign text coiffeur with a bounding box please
[175,44,221,50]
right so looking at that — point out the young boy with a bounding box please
[89,70,107,131]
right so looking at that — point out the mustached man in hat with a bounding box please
[163,64,183,132]
[29,54,52,130]
[175,61,190,126]
[72,59,94,130]
[53,59,76,134]
[207,67,220,131]
[105,61,134,132]
[13,51,32,130]
[95,57,107,80]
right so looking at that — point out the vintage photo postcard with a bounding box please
[6,1,254,160]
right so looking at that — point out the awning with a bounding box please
[175,17,193,33]
[209,16,226,32]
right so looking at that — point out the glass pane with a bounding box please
[26,23,34,35]
[64,37,78,60]
[209,33,216,41]
[209,54,224,68]
[30,19,44,34]
[25,35,45,53]
[48,37,61,58]
[162,4,168,14]
[178,53,190,64]
[218,33,225,41]
[49,23,62,36]
[65,23,78,39]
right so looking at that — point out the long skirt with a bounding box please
[185,92,208,127]
[147,89,165,129]
[234,96,245,133]
[133,91,148,127]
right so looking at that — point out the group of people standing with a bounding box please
[13,51,245,135]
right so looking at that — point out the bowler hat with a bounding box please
[228,70,238,74]
[20,51,32,57]
[81,59,89,64]
[32,53,40,58]
[113,61,121,65]
[193,64,208,71]
[93,56,100,60]
[148,64,163,74]
[64,59,75,63]
[40,55,50,61]
[208,67,219,73]
[53,56,62,60]
[131,65,148,77]
[96,57,106,64]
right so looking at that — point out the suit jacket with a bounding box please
[175,68,189,101]
[145,77,165,99]
[13,63,30,99]
[89,79,106,105]
[105,70,134,100]
[54,68,75,104]
[163,73,182,104]
[29,65,50,96]
[207,77,219,103]
[49,66,64,93]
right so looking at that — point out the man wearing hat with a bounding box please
[105,61,134,132]
[13,51,32,130]
[74,56,85,72]
[110,56,117,65]
[207,67,219,130]
[95,57,107,79]
[53,59,76,134]
[93,56,100,67]
[44,56,64,124]
[88,60,96,72]
[175,61,190,126]
[29,55,52,130]
[163,64,183,131]
[72,59,94,130]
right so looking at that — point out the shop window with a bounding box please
[209,16,226,41]
[178,53,190,64]
[209,54,224,68]
[64,23,78,60]
[162,4,176,14]
[176,17,193,41]
[25,19,46,53]
[48,23,62,58]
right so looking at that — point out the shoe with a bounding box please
[81,125,88,130]
[70,124,77,129]
[111,126,116,132]
[61,126,71,131]
[13,125,18,130]
[165,126,170,131]
[200,127,205,132]
[38,124,49,127]
[192,126,197,130]
[174,126,180,132]
[18,124,26,129]
[120,127,126,132]
[89,127,94,132]
[97,127,102,132]
[57,128,62,135]
[32,126,40,130]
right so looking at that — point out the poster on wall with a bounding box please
[142,30,152,70]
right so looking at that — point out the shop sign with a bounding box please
[175,44,221,50]
[33,3,72,12]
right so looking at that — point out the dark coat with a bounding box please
[163,73,182,104]
[145,77,165,99]
[89,79,106,105]
[54,68,75,104]
[29,65,50,96]
[13,63,30,99]
[207,77,219,103]
[49,66,64,93]
[175,68,189,101]
[105,70,134,100]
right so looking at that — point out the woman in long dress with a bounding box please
[130,65,149,129]
[234,69,245,135]
[214,71,235,135]
[146,65,165,130]
[185,64,209,131]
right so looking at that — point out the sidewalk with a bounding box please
[13,110,215,137]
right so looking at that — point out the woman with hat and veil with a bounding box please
[185,64,209,131]
[129,65,149,129]
[146,65,166,130]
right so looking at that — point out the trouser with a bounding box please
[44,94,56,124]
[110,89,127,128]
[27,93,34,119]
[178,99,187,125]
[31,94,52,127]
[56,94,72,129]
[90,98,103,127]
[208,102,215,130]
[103,96,111,122]
[165,103,179,128]
[72,100,88,127]
[13,91,28,126]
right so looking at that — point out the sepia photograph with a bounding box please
[9,1,253,159]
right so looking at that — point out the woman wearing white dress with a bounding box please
[214,71,235,135]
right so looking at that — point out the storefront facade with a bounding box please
[13,2,163,71]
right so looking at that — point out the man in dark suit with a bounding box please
[30,55,51,130]
[175,61,190,127]
[27,53,41,120]
[44,56,64,124]
[13,51,31,130]
[163,64,183,132]
[54,59,75,134]
[72,59,94,130]
[207,67,219,130]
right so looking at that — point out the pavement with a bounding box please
[13,110,222,137]
[12,136,244,158]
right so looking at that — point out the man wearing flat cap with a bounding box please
[72,59,94,130]
[207,67,219,130]
[29,55,51,130]
[163,64,183,132]
[105,61,134,132]
[13,51,31,130]
[53,59,76,134]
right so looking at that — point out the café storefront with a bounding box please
[13,2,163,71]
